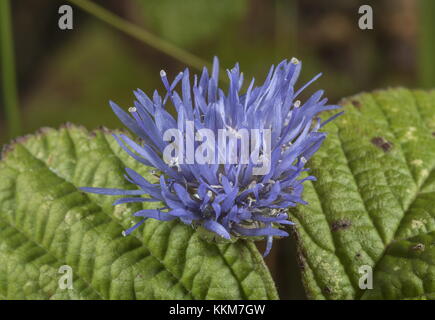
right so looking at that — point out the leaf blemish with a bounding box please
[323,286,332,295]
[351,99,362,109]
[371,137,393,152]
[331,219,352,232]
[411,159,423,167]
[411,243,425,252]
[411,219,425,229]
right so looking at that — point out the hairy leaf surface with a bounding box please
[0,125,277,300]
[290,88,435,300]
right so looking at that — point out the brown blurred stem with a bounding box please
[0,0,21,138]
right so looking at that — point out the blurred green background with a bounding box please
[0,0,434,299]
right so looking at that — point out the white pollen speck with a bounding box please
[122,231,127,237]
[294,100,301,108]
[301,156,307,164]
[128,107,137,113]
[169,157,179,168]
[291,57,299,64]
[160,70,167,77]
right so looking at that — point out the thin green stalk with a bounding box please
[68,0,223,79]
[0,0,21,138]
[418,0,435,88]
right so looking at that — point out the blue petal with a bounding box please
[134,209,176,221]
[112,197,159,205]
[109,101,146,140]
[263,236,273,257]
[122,219,146,236]
[233,225,289,237]
[173,183,198,208]
[203,220,231,239]
[321,110,344,128]
[80,187,145,196]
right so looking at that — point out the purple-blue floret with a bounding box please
[81,57,342,256]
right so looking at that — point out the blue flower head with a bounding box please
[82,57,342,256]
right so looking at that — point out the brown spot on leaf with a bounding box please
[432,132,435,137]
[355,253,362,259]
[381,142,393,152]
[371,137,393,152]
[323,287,332,295]
[331,219,352,232]
[351,99,362,109]
[371,137,383,146]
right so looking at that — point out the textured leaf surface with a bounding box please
[0,125,277,300]
[289,88,435,300]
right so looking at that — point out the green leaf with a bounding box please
[289,88,435,300]
[0,125,278,300]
